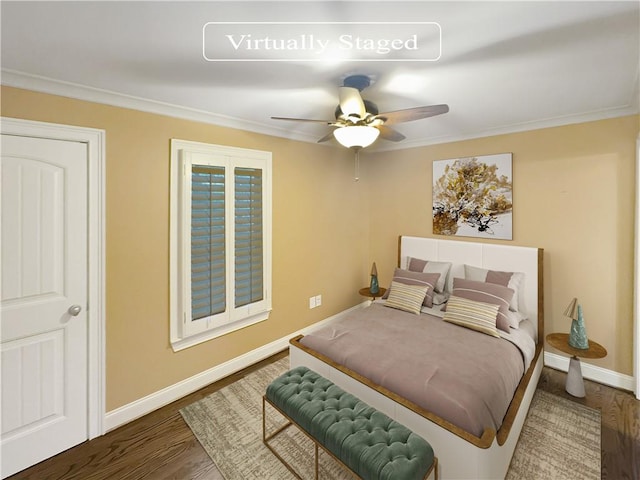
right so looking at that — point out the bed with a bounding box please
[289,236,544,480]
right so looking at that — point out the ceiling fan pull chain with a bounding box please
[354,148,360,182]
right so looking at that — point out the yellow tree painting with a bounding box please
[432,153,513,240]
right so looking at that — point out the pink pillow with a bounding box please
[382,268,441,308]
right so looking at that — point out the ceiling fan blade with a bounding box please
[376,104,449,125]
[317,129,336,143]
[338,87,366,119]
[271,116,333,124]
[378,125,406,142]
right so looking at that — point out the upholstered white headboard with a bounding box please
[399,236,543,341]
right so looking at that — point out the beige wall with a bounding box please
[1,86,638,409]
[365,115,639,375]
[1,86,370,410]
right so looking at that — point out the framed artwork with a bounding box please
[432,153,513,240]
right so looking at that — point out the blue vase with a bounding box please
[369,275,379,295]
[569,304,589,349]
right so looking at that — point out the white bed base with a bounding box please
[289,236,544,480]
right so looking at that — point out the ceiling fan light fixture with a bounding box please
[333,125,380,149]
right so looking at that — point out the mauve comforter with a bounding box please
[299,303,526,438]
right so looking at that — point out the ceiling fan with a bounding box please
[271,74,449,149]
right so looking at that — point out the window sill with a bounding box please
[170,309,271,352]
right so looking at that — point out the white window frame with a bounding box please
[170,139,272,351]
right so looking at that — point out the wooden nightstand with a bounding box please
[546,332,607,398]
[358,287,387,301]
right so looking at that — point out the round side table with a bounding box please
[546,333,607,398]
[358,287,387,301]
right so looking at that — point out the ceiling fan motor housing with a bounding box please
[342,74,371,91]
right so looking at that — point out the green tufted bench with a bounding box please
[263,366,438,480]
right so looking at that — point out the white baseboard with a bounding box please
[544,351,635,392]
[104,302,367,432]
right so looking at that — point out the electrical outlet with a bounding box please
[315,295,322,307]
[309,296,316,309]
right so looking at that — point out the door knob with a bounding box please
[68,305,82,316]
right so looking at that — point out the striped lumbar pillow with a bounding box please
[384,281,429,315]
[451,278,515,333]
[443,295,501,337]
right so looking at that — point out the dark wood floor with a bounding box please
[8,352,640,480]
[537,366,640,480]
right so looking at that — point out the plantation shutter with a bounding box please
[171,139,271,350]
[191,165,226,320]
[234,167,263,308]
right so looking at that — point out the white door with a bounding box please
[1,134,88,478]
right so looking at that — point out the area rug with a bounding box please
[180,358,601,480]
[505,389,601,480]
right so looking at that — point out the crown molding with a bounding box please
[0,69,322,145]
[2,69,637,153]
[373,104,640,152]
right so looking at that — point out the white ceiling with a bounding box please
[1,1,639,151]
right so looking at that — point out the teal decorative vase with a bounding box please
[569,304,589,349]
[369,275,379,295]
[369,262,379,295]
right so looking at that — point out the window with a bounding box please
[170,140,272,351]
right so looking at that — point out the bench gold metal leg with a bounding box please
[262,396,305,479]
[422,456,438,480]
